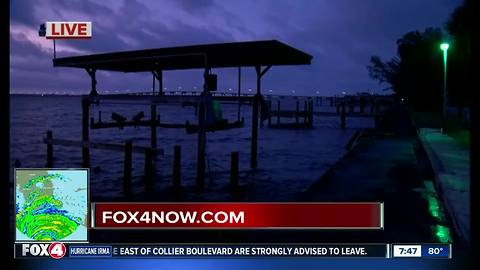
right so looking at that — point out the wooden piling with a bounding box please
[173,145,181,189]
[349,98,354,113]
[196,96,206,188]
[268,100,272,127]
[150,104,157,150]
[230,151,239,190]
[82,98,90,168]
[340,102,346,129]
[46,130,53,168]
[123,140,133,197]
[251,94,259,169]
[360,97,365,113]
[309,100,314,127]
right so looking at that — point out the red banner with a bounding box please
[93,203,383,229]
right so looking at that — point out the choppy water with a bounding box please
[10,95,374,201]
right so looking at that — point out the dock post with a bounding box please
[349,98,354,113]
[340,101,346,129]
[46,130,53,168]
[309,100,314,127]
[277,100,281,124]
[268,100,272,127]
[336,104,340,114]
[173,145,181,190]
[237,66,241,122]
[144,148,153,191]
[196,69,207,188]
[98,111,102,122]
[251,93,259,169]
[150,104,157,151]
[304,100,308,124]
[251,65,271,169]
[330,97,334,106]
[123,140,132,197]
[295,100,300,126]
[230,151,239,191]
[81,98,90,168]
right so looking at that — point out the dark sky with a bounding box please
[10,0,461,96]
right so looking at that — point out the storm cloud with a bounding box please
[10,0,460,95]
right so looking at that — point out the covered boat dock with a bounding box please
[52,40,312,187]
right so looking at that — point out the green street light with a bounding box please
[440,42,449,134]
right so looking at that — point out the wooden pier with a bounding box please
[51,40,313,192]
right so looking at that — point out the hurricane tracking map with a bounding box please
[15,169,88,242]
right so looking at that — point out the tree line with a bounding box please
[367,1,473,113]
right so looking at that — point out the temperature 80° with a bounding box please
[428,247,443,255]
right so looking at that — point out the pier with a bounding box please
[51,40,313,193]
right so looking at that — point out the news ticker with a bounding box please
[14,243,451,259]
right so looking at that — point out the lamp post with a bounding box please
[440,43,449,134]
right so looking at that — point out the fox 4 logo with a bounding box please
[21,242,66,259]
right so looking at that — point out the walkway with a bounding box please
[418,128,470,246]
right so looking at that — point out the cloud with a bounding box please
[10,0,462,95]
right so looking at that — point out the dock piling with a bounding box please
[303,100,308,124]
[340,101,346,129]
[150,104,157,150]
[268,100,272,127]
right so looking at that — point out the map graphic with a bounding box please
[15,169,88,242]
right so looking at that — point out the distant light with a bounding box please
[315,91,319,94]
[291,90,295,93]
[269,89,273,93]
[342,91,346,95]
[440,43,449,51]
[228,88,232,91]
[248,88,252,92]
[164,87,167,90]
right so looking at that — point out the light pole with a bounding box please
[440,43,449,134]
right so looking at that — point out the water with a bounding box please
[10,95,374,201]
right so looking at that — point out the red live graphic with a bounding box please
[93,203,383,229]
[46,22,92,39]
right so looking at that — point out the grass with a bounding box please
[412,111,470,148]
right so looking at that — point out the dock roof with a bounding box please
[52,40,312,72]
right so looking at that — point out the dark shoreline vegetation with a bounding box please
[367,2,471,143]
